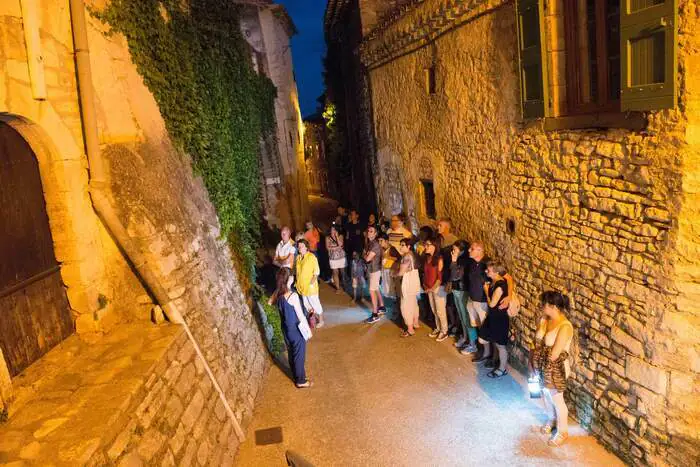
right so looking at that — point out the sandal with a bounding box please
[547,432,569,447]
[540,422,556,435]
[487,368,508,378]
[400,331,415,338]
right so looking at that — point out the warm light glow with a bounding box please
[323,103,336,128]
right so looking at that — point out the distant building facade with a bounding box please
[324,0,398,215]
[240,1,310,231]
[303,115,330,196]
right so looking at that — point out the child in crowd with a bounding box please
[351,251,366,303]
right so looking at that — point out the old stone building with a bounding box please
[324,0,387,213]
[0,0,276,464]
[303,114,330,196]
[359,0,700,465]
[240,1,310,231]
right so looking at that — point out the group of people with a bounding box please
[266,208,576,446]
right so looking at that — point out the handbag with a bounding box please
[307,310,318,329]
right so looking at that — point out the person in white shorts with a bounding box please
[274,226,296,287]
[364,225,385,323]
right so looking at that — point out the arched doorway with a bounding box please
[0,122,74,377]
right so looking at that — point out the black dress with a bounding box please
[479,279,509,345]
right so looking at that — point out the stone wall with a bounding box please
[1,0,270,458]
[90,329,243,466]
[363,0,700,465]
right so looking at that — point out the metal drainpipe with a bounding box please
[68,0,245,441]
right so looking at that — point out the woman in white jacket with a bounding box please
[272,268,313,388]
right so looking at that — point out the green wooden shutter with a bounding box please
[516,0,548,119]
[620,0,678,111]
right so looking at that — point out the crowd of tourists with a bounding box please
[265,207,576,447]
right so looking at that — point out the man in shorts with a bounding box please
[461,241,489,356]
[364,225,386,323]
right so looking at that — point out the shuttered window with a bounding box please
[516,0,548,118]
[517,0,677,119]
[620,0,677,110]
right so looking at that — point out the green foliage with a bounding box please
[261,296,285,356]
[322,102,336,128]
[93,0,277,277]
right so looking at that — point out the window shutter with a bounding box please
[516,0,548,119]
[620,0,678,111]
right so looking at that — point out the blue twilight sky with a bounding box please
[277,0,326,118]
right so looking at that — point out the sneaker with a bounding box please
[454,337,468,348]
[377,306,387,316]
[436,333,449,342]
[459,344,477,355]
[428,329,440,338]
[366,314,380,324]
[295,381,313,388]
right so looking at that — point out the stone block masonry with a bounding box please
[361,0,700,465]
[0,323,243,465]
[91,328,241,466]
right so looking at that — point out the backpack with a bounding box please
[506,292,521,318]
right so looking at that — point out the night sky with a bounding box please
[277,0,326,118]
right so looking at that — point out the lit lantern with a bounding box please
[528,374,542,399]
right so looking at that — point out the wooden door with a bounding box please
[0,122,74,377]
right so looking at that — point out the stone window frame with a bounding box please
[420,179,437,221]
[425,66,437,95]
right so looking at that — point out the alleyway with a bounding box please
[236,284,624,467]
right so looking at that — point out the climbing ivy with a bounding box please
[93,0,277,279]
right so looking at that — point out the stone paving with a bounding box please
[236,283,626,467]
[0,323,180,466]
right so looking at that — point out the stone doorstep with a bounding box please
[0,322,184,465]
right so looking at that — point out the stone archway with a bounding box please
[0,114,107,334]
[0,121,74,376]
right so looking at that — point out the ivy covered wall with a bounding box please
[94,0,277,277]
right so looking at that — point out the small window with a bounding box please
[425,66,437,95]
[421,180,436,219]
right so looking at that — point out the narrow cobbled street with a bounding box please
[236,282,624,467]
